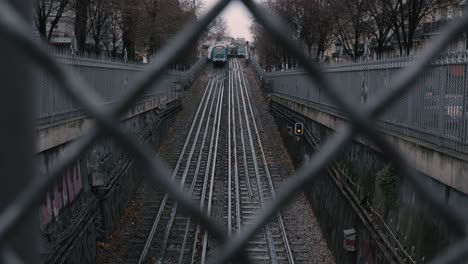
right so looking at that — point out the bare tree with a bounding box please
[104,0,123,56]
[74,0,90,50]
[250,0,305,69]
[251,0,336,67]
[387,0,438,55]
[131,0,197,63]
[138,0,165,53]
[70,0,197,61]
[332,0,368,60]
[297,0,334,60]
[121,0,138,59]
[251,20,276,70]
[269,0,302,67]
[87,0,111,53]
[35,0,70,41]
[267,0,302,36]
[157,0,189,41]
[251,16,287,71]
[179,0,204,14]
[208,17,228,39]
[364,0,394,58]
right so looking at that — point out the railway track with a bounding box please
[128,68,225,264]
[124,60,308,264]
[226,58,296,264]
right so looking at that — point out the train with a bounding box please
[207,43,228,67]
[228,44,248,58]
[237,45,247,58]
[228,44,238,57]
[205,41,249,67]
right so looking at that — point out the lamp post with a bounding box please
[335,39,342,64]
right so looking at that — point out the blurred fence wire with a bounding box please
[1,0,468,263]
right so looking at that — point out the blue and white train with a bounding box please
[237,45,247,58]
[207,43,228,67]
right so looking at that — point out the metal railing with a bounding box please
[1,0,468,263]
[38,50,204,125]
[260,54,468,154]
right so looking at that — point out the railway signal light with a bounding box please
[295,123,304,136]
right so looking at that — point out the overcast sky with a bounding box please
[202,0,253,41]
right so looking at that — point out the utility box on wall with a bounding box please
[344,228,357,252]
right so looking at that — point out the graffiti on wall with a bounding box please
[38,146,83,230]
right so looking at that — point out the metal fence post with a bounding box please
[0,0,39,262]
[437,67,449,145]
[462,64,468,144]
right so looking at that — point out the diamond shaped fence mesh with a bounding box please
[1,0,468,263]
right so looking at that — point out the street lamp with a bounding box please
[335,39,342,64]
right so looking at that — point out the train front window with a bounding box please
[212,47,225,59]
[213,47,224,54]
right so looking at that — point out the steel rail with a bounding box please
[234,61,254,199]
[201,71,226,264]
[157,72,222,263]
[4,11,262,264]
[236,59,278,264]
[208,125,354,264]
[176,71,224,264]
[230,60,243,236]
[192,70,225,264]
[171,77,215,178]
[4,0,468,261]
[209,1,468,262]
[177,70,225,264]
[241,0,468,235]
[178,216,194,264]
[238,59,295,264]
[137,72,217,264]
[228,61,233,237]
[0,0,234,247]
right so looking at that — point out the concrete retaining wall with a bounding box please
[38,100,179,263]
[271,99,466,263]
[271,94,468,195]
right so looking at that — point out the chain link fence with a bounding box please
[1,0,468,263]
